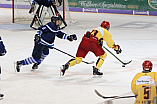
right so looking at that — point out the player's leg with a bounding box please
[16,44,43,72]
[96,53,107,69]
[16,57,40,72]
[91,43,106,75]
[93,53,107,75]
[29,0,40,14]
[60,57,83,76]
[32,46,49,69]
[60,42,88,76]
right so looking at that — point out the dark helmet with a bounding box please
[142,60,153,72]
[100,21,110,30]
[51,16,61,28]
[51,16,61,22]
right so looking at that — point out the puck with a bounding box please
[122,65,125,67]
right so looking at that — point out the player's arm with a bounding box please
[154,72,157,87]
[103,30,121,54]
[56,31,77,42]
[131,74,138,96]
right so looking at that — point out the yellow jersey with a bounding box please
[131,72,157,104]
[91,27,115,48]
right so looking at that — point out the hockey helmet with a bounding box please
[51,16,61,22]
[51,16,62,28]
[142,60,153,71]
[100,21,110,30]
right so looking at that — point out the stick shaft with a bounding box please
[103,46,132,65]
[94,89,135,99]
[103,46,123,63]
[53,47,93,64]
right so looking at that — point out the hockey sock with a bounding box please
[96,53,107,69]
[69,57,83,67]
[69,59,77,67]
[37,53,48,65]
[22,57,39,65]
[96,58,104,69]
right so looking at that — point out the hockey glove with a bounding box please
[113,45,122,54]
[98,38,103,47]
[34,34,41,44]
[0,50,7,56]
[67,34,77,42]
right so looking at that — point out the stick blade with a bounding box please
[88,61,94,64]
[123,60,132,65]
[94,89,104,98]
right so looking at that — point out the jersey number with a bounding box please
[91,30,98,36]
[143,86,150,99]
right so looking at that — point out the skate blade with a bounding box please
[30,69,36,71]
[93,75,103,78]
[14,61,17,73]
[60,66,62,76]
[31,68,38,71]
[60,66,64,76]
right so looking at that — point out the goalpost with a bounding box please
[12,0,76,28]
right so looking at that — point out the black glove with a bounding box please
[0,50,7,56]
[34,34,41,44]
[114,45,122,54]
[98,38,103,47]
[67,34,77,42]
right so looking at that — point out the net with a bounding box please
[13,0,77,25]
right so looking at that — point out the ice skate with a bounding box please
[0,93,4,100]
[32,63,38,69]
[16,61,22,72]
[93,66,103,75]
[60,63,69,76]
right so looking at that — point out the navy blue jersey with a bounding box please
[37,22,68,47]
[34,0,53,7]
[0,36,6,56]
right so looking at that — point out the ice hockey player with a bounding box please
[0,36,7,56]
[60,20,122,76]
[131,60,157,104]
[29,0,62,14]
[0,36,6,99]
[16,16,77,72]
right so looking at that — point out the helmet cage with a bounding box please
[51,16,62,28]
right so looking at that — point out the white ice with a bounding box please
[0,8,157,104]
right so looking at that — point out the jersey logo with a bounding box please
[136,76,155,85]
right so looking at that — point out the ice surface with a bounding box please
[0,8,157,104]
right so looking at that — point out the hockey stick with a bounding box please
[94,89,135,99]
[53,47,94,64]
[38,36,94,64]
[103,46,132,67]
